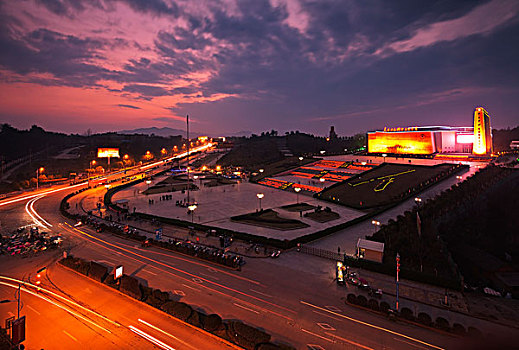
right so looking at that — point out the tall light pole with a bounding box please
[256,193,264,211]
[88,160,96,187]
[294,187,301,204]
[188,204,197,223]
[186,114,191,205]
[396,253,400,312]
[36,167,44,190]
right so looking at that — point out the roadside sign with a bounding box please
[12,316,25,344]
[336,261,345,285]
[114,265,123,279]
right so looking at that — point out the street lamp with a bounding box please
[256,193,264,211]
[382,154,387,163]
[371,219,381,233]
[145,179,152,192]
[298,156,303,161]
[319,177,325,183]
[188,204,197,223]
[36,167,44,190]
[259,169,264,173]
[294,187,301,204]
[320,150,325,155]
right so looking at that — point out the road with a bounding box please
[0,152,469,350]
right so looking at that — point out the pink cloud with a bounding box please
[376,0,519,56]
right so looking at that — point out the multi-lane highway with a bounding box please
[0,150,464,349]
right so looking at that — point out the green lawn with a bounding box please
[317,163,457,209]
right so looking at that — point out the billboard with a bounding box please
[368,131,435,154]
[97,148,120,158]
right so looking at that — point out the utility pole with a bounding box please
[396,252,400,312]
[187,114,190,205]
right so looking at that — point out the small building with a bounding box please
[356,238,384,263]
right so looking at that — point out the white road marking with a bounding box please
[181,284,201,292]
[317,323,336,331]
[307,345,326,350]
[191,277,203,284]
[199,272,218,280]
[301,328,334,343]
[325,332,374,350]
[233,303,260,314]
[325,305,342,313]
[63,330,78,342]
[173,290,185,297]
[249,289,272,298]
[27,305,41,315]
[393,337,429,350]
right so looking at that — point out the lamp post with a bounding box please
[256,193,264,211]
[371,219,381,233]
[36,167,44,190]
[188,204,197,223]
[396,253,400,312]
[146,179,151,192]
[294,187,301,204]
[382,153,387,163]
[88,160,96,187]
[414,197,422,208]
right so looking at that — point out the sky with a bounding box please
[0,0,518,136]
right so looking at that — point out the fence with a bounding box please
[299,245,348,261]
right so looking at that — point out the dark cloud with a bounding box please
[122,84,169,97]
[116,0,179,17]
[116,104,141,109]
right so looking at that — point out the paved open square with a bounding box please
[112,177,365,240]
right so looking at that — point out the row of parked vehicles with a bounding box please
[0,226,62,256]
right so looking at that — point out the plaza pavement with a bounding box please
[112,179,365,240]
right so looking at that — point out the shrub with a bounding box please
[119,275,142,300]
[202,314,223,332]
[88,262,108,282]
[356,295,367,307]
[400,307,414,321]
[368,299,379,311]
[452,323,466,335]
[227,320,271,350]
[435,317,450,331]
[467,326,482,337]
[187,310,202,327]
[417,312,432,326]
[346,294,357,304]
[168,302,193,321]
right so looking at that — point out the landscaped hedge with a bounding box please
[59,256,294,349]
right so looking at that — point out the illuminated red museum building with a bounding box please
[367,107,492,156]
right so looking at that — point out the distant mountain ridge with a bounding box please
[118,126,252,138]
[118,127,193,138]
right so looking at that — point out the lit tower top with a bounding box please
[473,107,492,155]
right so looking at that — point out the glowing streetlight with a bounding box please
[319,177,325,183]
[256,193,264,211]
[145,179,152,191]
[298,157,303,161]
[259,169,264,173]
[188,204,197,223]
[320,150,325,155]
[382,154,387,163]
[124,154,129,160]
[36,167,44,190]
[294,187,301,204]
[371,219,381,233]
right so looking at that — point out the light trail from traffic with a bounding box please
[129,325,177,350]
[0,280,113,334]
[61,223,296,322]
[300,300,444,350]
[0,182,87,207]
[0,275,122,328]
[138,319,199,350]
